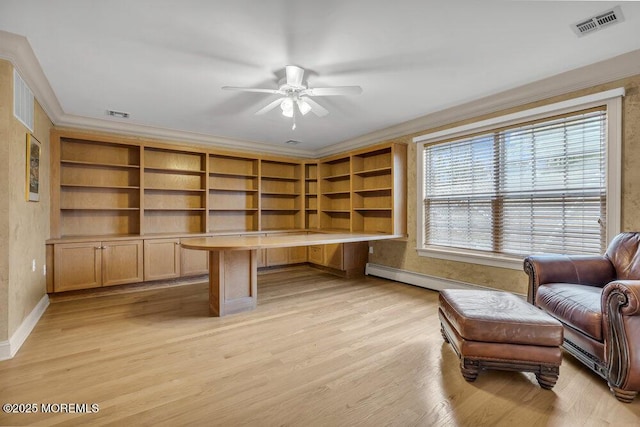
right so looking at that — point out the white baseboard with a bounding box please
[365,263,525,297]
[0,294,49,361]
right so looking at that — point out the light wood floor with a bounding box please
[1,267,639,426]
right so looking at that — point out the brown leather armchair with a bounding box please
[524,232,640,403]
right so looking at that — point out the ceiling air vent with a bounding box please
[572,6,624,37]
[107,109,130,119]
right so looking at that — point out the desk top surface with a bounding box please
[181,232,401,251]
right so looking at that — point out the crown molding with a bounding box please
[54,114,313,157]
[0,30,312,158]
[0,31,64,123]
[3,29,640,159]
[324,48,640,155]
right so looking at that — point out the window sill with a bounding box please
[416,246,523,270]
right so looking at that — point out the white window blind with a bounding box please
[423,107,607,257]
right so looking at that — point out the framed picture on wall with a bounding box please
[26,133,41,202]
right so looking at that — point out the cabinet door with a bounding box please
[181,246,209,277]
[102,240,144,287]
[266,247,289,267]
[324,244,344,270]
[54,242,102,292]
[289,246,307,264]
[144,238,181,281]
[308,245,323,265]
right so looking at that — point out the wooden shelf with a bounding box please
[144,167,205,175]
[354,187,392,194]
[61,160,140,169]
[354,166,392,177]
[209,171,258,178]
[51,131,405,240]
[261,175,300,182]
[61,184,140,190]
[322,191,350,196]
[210,208,259,212]
[210,188,258,192]
[145,208,206,211]
[61,207,140,211]
[322,173,350,181]
[145,187,206,193]
[262,192,300,197]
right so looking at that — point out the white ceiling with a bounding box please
[2,1,640,153]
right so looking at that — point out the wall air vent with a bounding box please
[107,110,130,119]
[572,6,624,37]
[13,69,34,131]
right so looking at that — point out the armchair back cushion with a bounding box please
[606,233,640,280]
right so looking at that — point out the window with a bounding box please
[415,90,623,269]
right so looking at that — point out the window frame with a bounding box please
[414,88,624,270]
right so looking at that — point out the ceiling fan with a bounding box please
[222,65,362,129]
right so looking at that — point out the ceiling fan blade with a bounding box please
[285,65,305,87]
[302,86,363,96]
[302,97,329,117]
[222,86,283,95]
[255,97,284,115]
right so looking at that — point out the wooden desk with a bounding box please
[181,232,400,316]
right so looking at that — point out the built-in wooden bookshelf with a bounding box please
[305,162,318,229]
[352,145,396,234]
[143,147,207,234]
[260,159,303,231]
[208,153,259,232]
[51,131,406,239]
[49,129,407,292]
[57,137,142,236]
[319,155,351,231]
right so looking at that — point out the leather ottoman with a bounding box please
[439,289,564,389]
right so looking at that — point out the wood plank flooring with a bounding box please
[1,266,639,426]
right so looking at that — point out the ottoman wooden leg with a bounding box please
[536,373,558,390]
[461,360,479,382]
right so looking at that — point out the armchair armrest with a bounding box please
[523,255,616,304]
[602,280,640,392]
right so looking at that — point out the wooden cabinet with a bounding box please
[307,242,368,277]
[264,232,307,267]
[141,238,210,281]
[53,240,143,292]
[324,243,344,270]
[143,238,181,281]
[181,244,209,277]
[308,245,323,264]
[48,129,406,292]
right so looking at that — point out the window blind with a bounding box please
[423,108,606,256]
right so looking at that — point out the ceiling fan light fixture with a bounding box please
[297,99,311,115]
[280,97,294,117]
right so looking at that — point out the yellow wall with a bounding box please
[0,59,52,341]
[369,74,640,295]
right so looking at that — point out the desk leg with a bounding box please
[209,249,258,317]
